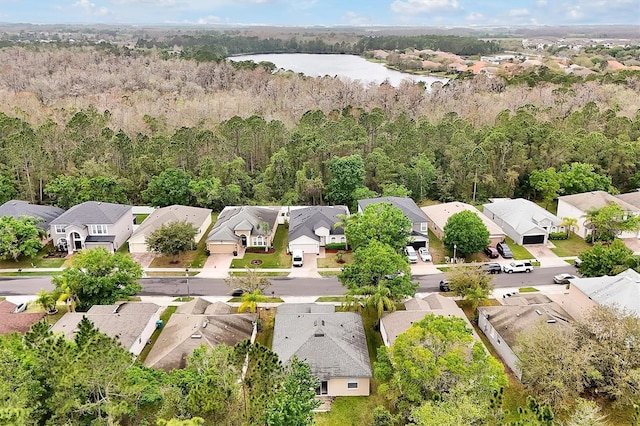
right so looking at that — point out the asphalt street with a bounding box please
[0,265,578,297]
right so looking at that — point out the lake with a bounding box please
[229,53,449,88]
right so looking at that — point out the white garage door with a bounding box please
[289,243,319,255]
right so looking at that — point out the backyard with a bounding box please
[230,225,291,269]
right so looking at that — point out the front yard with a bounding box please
[0,243,67,269]
[318,251,354,268]
[549,233,591,257]
[230,225,291,269]
[505,237,535,260]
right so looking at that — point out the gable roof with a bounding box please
[130,205,211,240]
[478,300,573,350]
[571,269,640,316]
[50,302,161,351]
[144,298,255,370]
[50,201,131,227]
[207,206,279,242]
[421,202,504,237]
[357,197,427,224]
[288,206,349,243]
[616,191,640,209]
[559,191,640,213]
[381,294,478,346]
[0,300,45,334]
[272,304,372,380]
[483,198,561,233]
[0,200,65,229]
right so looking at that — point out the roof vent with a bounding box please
[535,310,542,315]
[191,334,202,339]
[547,319,557,323]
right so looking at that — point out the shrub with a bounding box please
[549,232,568,240]
[326,242,347,250]
[245,246,275,253]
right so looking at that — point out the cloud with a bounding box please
[343,11,372,25]
[390,0,462,15]
[196,15,221,24]
[508,8,530,17]
[73,0,110,16]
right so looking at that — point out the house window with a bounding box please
[347,379,358,389]
[340,236,346,242]
[54,225,66,234]
[420,222,428,232]
[89,225,108,235]
[253,236,266,246]
[330,236,336,243]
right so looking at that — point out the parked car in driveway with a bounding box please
[484,262,502,274]
[483,246,500,259]
[553,273,576,284]
[439,280,450,292]
[405,246,418,264]
[497,242,514,259]
[418,247,432,262]
[503,261,533,273]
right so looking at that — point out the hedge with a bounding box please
[549,232,568,240]
[325,243,347,250]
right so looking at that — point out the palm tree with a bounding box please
[35,288,57,314]
[238,290,268,314]
[56,284,80,312]
[560,217,579,237]
[348,285,396,326]
[583,207,600,243]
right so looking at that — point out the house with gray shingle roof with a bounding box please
[0,200,65,236]
[49,201,133,254]
[477,294,574,379]
[557,191,640,239]
[144,298,256,370]
[50,302,162,355]
[206,206,279,254]
[288,205,349,254]
[357,196,429,248]
[483,198,562,245]
[272,303,372,396]
[128,205,212,253]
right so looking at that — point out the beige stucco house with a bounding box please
[272,303,372,397]
[49,201,133,254]
[287,205,349,254]
[128,205,212,253]
[50,302,163,356]
[421,202,505,246]
[206,206,279,254]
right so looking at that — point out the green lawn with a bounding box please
[230,225,290,269]
[519,287,539,293]
[0,244,66,269]
[0,271,63,276]
[505,237,535,260]
[427,229,447,264]
[319,270,341,277]
[318,252,353,268]
[549,234,591,257]
[229,271,290,277]
[137,305,177,364]
[315,296,348,303]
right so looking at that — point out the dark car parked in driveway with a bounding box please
[483,246,499,259]
[496,242,514,259]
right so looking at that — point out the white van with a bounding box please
[292,250,304,267]
[405,246,418,264]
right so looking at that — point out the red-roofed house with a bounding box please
[0,300,45,334]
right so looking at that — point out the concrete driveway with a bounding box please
[525,244,568,267]
[288,253,322,278]
[199,253,234,278]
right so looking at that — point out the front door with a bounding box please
[316,381,328,395]
[241,235,247,247]
[71,232,82,251]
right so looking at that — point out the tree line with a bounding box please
[1,99,639,211]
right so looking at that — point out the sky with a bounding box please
[0,0,638,26]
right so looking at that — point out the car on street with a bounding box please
[418,247,432,262]
[483,246,500,259]
[484,262,502,274]
[497,242,514,259]
[405,246,418,264]
[553,273,576,284]
[503,261,533,273]
[439,280,450,292]
[231,288,245,297]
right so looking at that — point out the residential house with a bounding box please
[477,294,574,379]
[615,191,640,211]
[421,202,505,246]
[553,269,640,320]
[206,206,279,254]
[483,198,562,245]
[272,303,372,397]
[288,205,350,254]
[144,298,256,370]
[557,191,640,239]
[128,205,212,253]
[0,300,45,334]
[49,201,133,254]
[357,196,430,248]
[0,200,64,239]
[50,302,162,356]
[380,293,479,347]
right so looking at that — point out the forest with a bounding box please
[0,39,639,211]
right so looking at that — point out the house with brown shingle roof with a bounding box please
[0,300,45,334]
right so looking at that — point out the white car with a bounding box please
[418,247,432,262]
[405,246,418,264]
